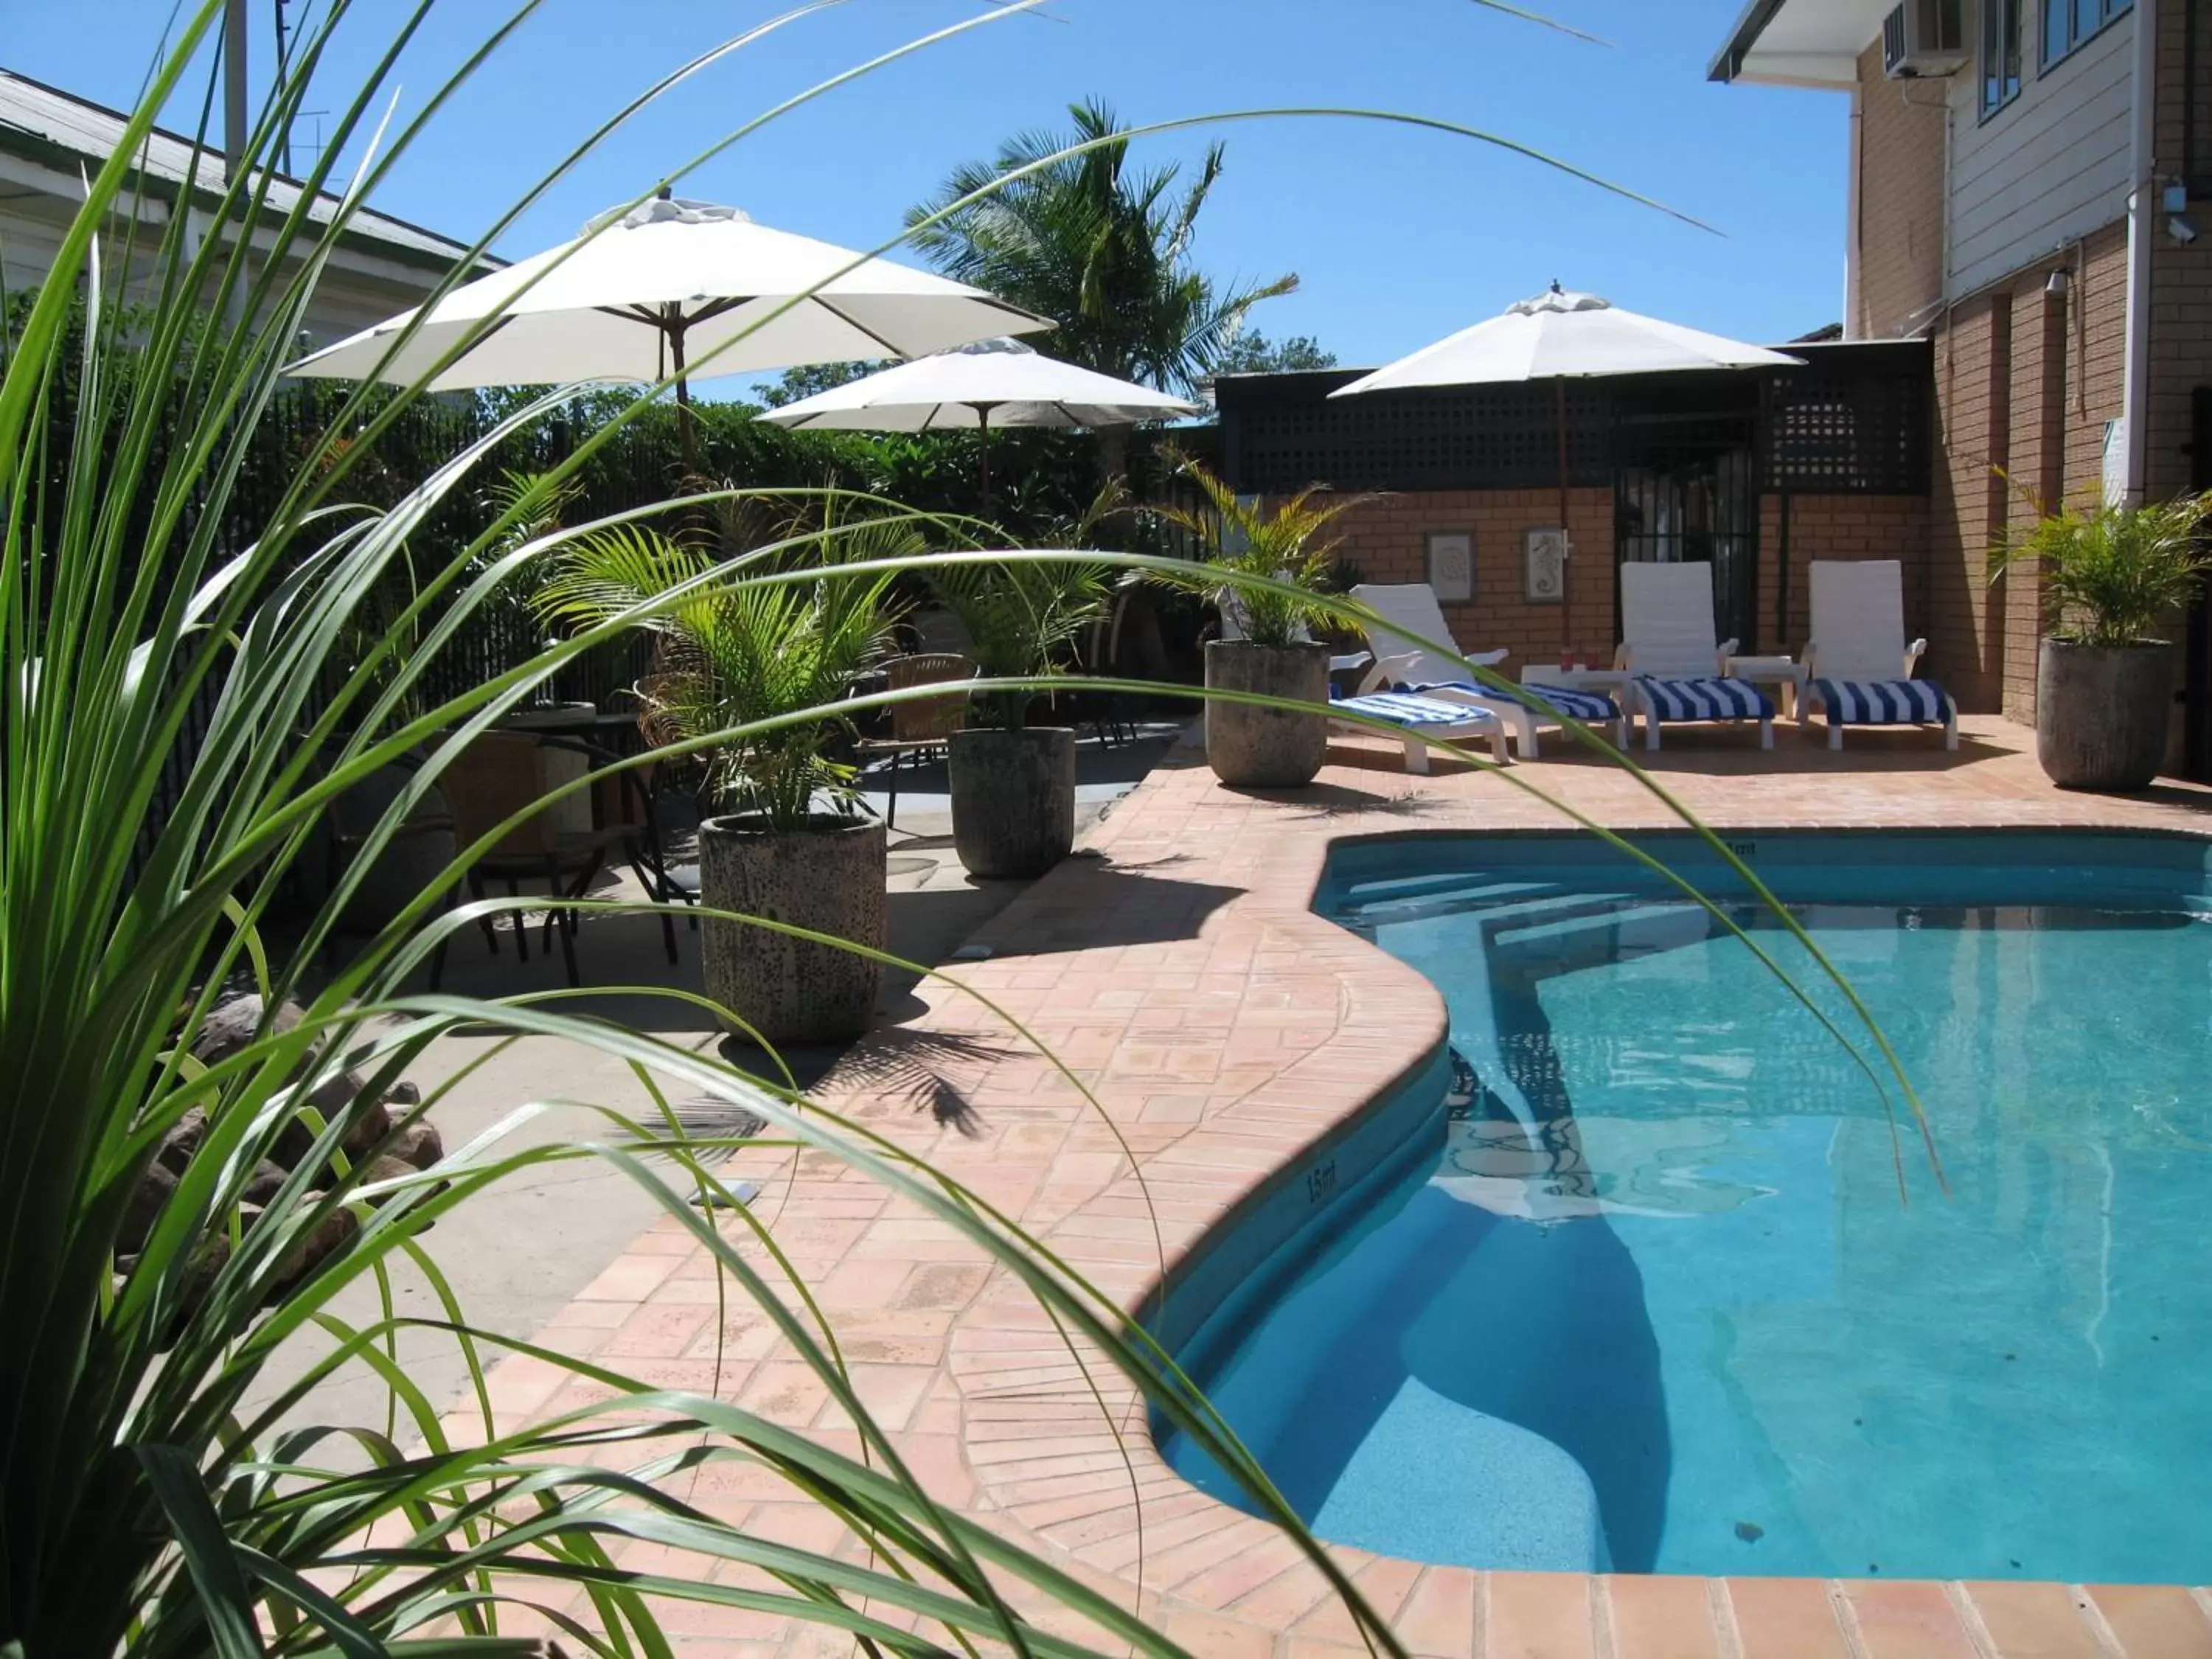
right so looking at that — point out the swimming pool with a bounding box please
[1154,830,2212,1583]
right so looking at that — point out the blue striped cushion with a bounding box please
[1812,678,1948,725]
[1335,691,1500,733]
[1405,680,1620,722]
[1637,676,1775,723]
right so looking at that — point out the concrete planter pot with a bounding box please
[699,813,885,1045]
[319,747,457,931]
[948,726,1076,880]
[1204,640,1330,788]
[2036,637,2174,791]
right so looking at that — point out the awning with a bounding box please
[1708,0,1895,87]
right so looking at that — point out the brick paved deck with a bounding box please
[488,716,2212,1658]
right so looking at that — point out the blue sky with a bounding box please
[7,1,1849,369]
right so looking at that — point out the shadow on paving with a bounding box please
[963,856,1245,957]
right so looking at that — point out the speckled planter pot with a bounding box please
[2037,638,2173,791]
[698,814,885,1046]
[1203,641,1329,789]
[948,727,1076,880]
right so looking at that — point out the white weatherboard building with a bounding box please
[0,67,495,344]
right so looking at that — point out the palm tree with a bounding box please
[907,99,1296,413]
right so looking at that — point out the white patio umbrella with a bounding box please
[1332,284,1802,658]
[760,336,1199,511]
[286,194,1054,471]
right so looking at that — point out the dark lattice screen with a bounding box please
[1218,342,1933,498]
[1765,347,1933,495]
[1219,372,1609,495]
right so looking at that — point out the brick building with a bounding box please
[1214,344,1933,692]
[1217,0,2212,772]
[1711,0,2212,765]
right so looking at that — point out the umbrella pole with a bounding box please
[1555,378,1573,667]
[667,310,698,477]
[978,404,993,519]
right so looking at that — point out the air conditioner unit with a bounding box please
[1883,0,1968,78]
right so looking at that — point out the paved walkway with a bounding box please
[474,716,2212,1659]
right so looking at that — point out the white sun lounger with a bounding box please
[1801,560,1957,751]
[1330,686,1510,772]
[1616,562,1772,751]
[1349,582,1629,757]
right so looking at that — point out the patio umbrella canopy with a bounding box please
[1333,285,1802,659]
[760,336,1200,509]
[286,195,1054,468]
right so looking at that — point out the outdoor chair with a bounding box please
[624,672,708,926]
[857,653,973,830]
[1079,584,1138,748]
[1349,582,1628,757]
[1801,560,1957,750]
[1615,562,1773,750]
[444,728,677,986]
[1330,671,1511,772]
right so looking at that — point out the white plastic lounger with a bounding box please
[1349,582,1628,757]
[1330,688,1509,772]
[1801,560,1957,751]
[1616,562,1772,751]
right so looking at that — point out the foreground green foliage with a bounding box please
[0,3,1925,1655]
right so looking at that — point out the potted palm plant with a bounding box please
[1994,492,2212,790]
[1160,456,1365,789]
[538,523,897,1044]
[929,505,1119,878]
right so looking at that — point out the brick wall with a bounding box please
[1755,495,1933,659]
[1854,41,1948,340]
[1316,487,1930,678]
[2148,0,2212,498]
[1914,221,2129,720]
[1317,488,1621,671]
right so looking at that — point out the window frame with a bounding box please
[2040,0,2134,72]
[1982,0,2025,122]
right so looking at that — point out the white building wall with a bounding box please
[1947,4,2135,296]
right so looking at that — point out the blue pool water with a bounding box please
[1156,832,2212,1583]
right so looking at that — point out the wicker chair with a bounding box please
[857,653,973,830]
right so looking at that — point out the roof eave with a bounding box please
[1709,0,1871,87]
[1709,0,1792,81]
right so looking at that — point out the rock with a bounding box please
[337,1094,392,1161]
[269,1078,389,1172]
[190,994,413,1173]
[155,1107,207,1175]
[119,1161,178,1253]
[240,1160,291,1206]
[354,1154,422,1200]
[391,1120,445,1172]
[270,1206,360,1296]
[190,992,305,1067]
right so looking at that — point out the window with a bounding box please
[2043,0,2133,68]
[1983,0,2023,118]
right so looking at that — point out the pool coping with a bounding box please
[490,718,2212,1658]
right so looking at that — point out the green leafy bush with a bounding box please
[1993,493,2212,647]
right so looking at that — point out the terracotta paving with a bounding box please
[471,715,2212,1657]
